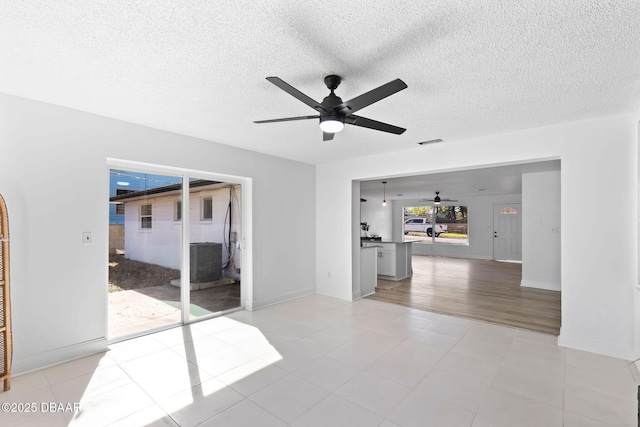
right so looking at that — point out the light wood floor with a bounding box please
[367,256,561,335]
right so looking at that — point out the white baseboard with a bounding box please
[316,285,353,302]
[250,287,315,311]
[352,289,377,300]
[411,250,492,261]
[520,279,561,291]
[13,337,108,376]
[558,334,636,361]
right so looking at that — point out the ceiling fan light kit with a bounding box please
[319,115,344,133]
[255,74,407,140]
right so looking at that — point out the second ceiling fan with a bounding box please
[254,75,407,141]
[419,191,458,205]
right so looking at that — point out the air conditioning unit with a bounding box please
[190,242,222,283]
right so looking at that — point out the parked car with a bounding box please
[404,218,447,237]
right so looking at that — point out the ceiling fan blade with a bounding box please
[266,77,329,113]
[418,198,458,203]
[336,79,407,114]
[323,132,335,141]
[346,115,406,135]
[254,115,319,124]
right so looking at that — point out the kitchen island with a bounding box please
[361,241,413,281]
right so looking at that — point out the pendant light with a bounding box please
[382,181,387,207]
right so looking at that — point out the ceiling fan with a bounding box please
[254,75,407,141]
[419,191,458,205]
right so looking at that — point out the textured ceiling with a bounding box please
[1,1,639,165]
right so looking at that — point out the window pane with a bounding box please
[108,169,182,339]
[402,206,433,243]
[202,197,212,220]
[435,206,468,245]
[141,217,152,229]
[403,205,468,245]
[188,179,241,321]
[500,206,518,215]
[175,201,182,221]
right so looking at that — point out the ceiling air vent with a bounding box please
[417,139,443,145]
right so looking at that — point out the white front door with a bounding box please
[493,204,522,261]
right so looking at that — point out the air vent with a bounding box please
[417,139,443,145]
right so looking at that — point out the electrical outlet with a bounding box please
[83,232,93,245]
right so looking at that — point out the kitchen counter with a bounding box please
[362,240,412,245]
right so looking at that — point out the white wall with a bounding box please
[124,197,181,269]
[636,118,640,372]
[0,93,316,374]
[360,197,392,240]
[316,113,638,360]
[521,170,561,291]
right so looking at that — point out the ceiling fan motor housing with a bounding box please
[323,74,341,91]
[321,76,345,125]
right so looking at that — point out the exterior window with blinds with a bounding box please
[202,197,212,220]
[175,201,182,221]
[115,189,133,215]
[140,204,152,229]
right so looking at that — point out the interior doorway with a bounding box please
[107,162,245,341]
[357,161,561,334]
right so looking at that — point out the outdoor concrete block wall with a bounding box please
[109,225,124,255]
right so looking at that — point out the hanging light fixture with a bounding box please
[434,191,441,205]
[382,181,387,207]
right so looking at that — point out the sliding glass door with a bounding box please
[108,166,243,340]
[108,169,183,339]
[187,179,242,321]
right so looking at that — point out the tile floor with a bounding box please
[1,295,637,426]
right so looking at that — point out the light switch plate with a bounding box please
[83,232,93,245]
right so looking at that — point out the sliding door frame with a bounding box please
[107,158,253,337]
